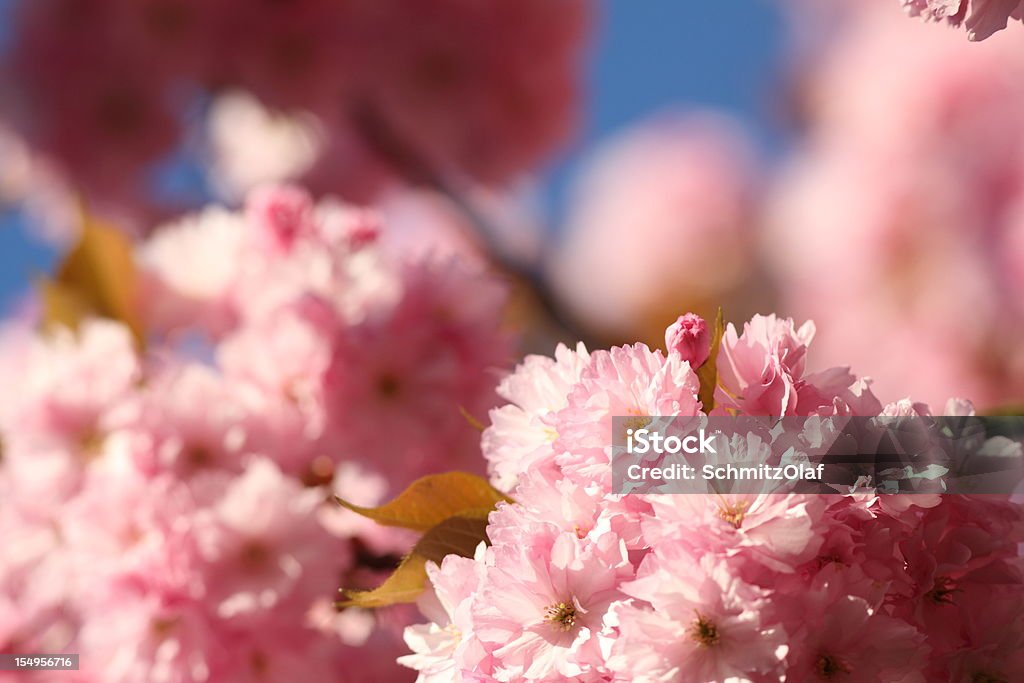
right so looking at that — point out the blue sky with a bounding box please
[0,0,787,313]
[549,0,787,217]
[578,0,785,152]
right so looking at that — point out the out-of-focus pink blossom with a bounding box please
[769,4,1024,408]
[138,185,512,488]
[0,124,79,244]
[321,258,512,486]
[0,182,513,681]
[552,111,762,345]
[343,0,589,189]
[375,186,545,270]
[1,0,592,219]
[245,184,318,254]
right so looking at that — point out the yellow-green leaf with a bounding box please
[38,280,90,331]
[339,514,491,608]
[335,471,511,532]
[40,204,142,346]
[459,405,487,432]
[697,307,724,413]
[982,404,1024,417]
[339,553,429,608]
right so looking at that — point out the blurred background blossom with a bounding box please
[769,2,1024,407]
[0,188,513,680]
[7,2,1022,410]
[551,111,767,347]
[0,0,590,223]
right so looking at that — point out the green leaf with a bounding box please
[981,404,1024,417]
[334,471,510,532]
[697,307,724,413]
[40,204,143,346]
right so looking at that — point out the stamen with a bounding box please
[622,415,652,432]
[544,601,578,632]
[971,673,1008,683]
[816,653,853,679]
[717,499,751,529]
[689,612,720,647]
[926,576,959,605]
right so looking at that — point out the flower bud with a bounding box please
[247,184,315,253]
[665,313,711,368]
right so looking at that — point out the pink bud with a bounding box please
[665,313,711,368]
[247,184,315,253]
[345,214,381,251]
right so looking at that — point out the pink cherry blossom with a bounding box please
[715,314,880,417]
[473,531,631,681]
[204,92,324,202]
[902,0,1024,40]
[321,258,512,489]
[610,553,784,682]
[398,547,492,683]
[553,343,701,488]
[644,492,827,574]
[715,314,814,416]
[245,184,318,255]
[138,186,513,486]
[482,342,592,492]
[782,580,928,683]
[195,459,343,622]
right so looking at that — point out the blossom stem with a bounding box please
[350,99,600,348]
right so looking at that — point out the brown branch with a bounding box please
[349,100,599,348]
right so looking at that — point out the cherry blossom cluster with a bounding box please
[901,0,1024,40]
[0,184,512,682]
[0,0,589,219]
[400,313,1024,682]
